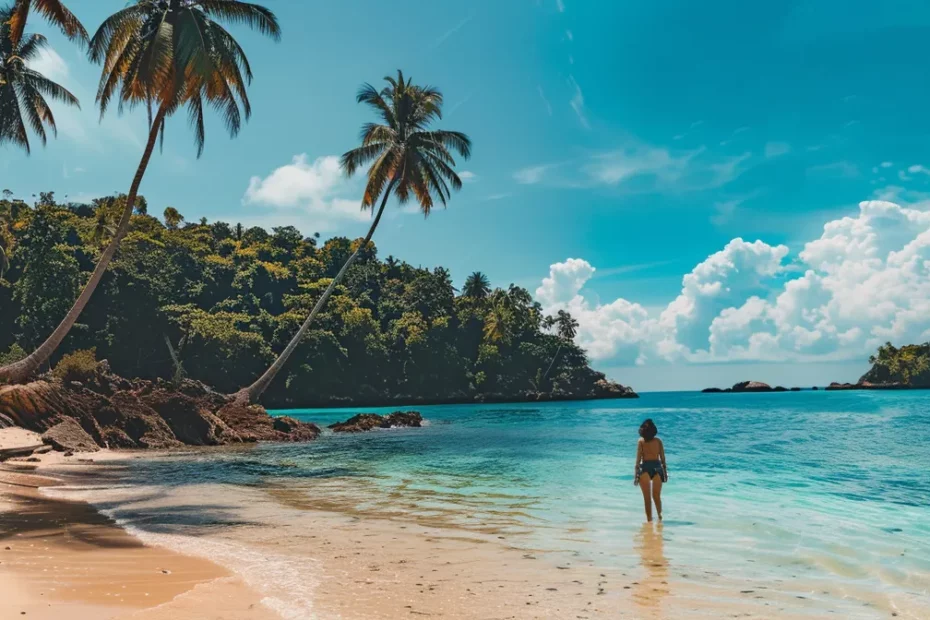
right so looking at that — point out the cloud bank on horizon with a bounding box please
[537,199,930,366]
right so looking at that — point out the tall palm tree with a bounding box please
[237,70,472,403]
[1,5,80,154]
[541,309,579,383]
[463,271,490,300]
[0,0,280,384]
[6,0,87,49]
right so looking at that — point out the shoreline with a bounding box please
[264,389,639,411]
[0,440,276,619]
[4,425,927,619]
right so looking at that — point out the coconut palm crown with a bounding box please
[1,4,80,153]
[89,0,280,156]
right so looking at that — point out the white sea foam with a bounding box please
[42,483,321,619]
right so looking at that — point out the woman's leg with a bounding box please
[651,475,663,520]
[639,474,653,522]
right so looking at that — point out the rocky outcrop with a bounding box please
[215,402,321,442]
[733,381,773,392]
[702,381,773,393]
[0,366,321,449]
[41,419,99,453]
[273,416,322,442]
[144,389,234,446]
[591,379,638,399]
[329,411,423,433]
[95,392,182,449]
[825,381,911,391]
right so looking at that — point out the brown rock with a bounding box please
[731,381,773,392]
[384,411,423,428]
[272,416,322,442]
[96,392,181,449]
[41,419,100,453]
[329,411,423,433]
[215,402,276,442]
[592,379,639,399]
[142,389,234,446]
[329,413,386,433]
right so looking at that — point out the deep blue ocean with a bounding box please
[108,390,930,615]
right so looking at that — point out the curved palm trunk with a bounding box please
[541,343,564,384]
[0,105,167,384]
[236,182,396,404]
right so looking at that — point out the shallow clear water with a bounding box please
[112,390,930,614]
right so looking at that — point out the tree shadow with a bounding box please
[1,485,260,549]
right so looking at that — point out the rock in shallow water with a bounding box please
[329,411,423,433]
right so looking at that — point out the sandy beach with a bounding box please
[0,429,273,620]
[3,424,926,619]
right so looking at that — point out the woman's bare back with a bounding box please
[640,437,662,461]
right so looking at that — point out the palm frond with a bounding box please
[0,84,31,153]
[197,0,281,41]
[356,83,396,128]
[16,32,47,61]
[419,129,471,158]
[14,82,52,142]
[341,143,386,177]
[22,70,79,106]
[8,0,88,49]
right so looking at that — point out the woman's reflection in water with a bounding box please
[633,522,670,618]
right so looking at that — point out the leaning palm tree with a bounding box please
[6,0,87,49]
[541,309,579,383]
[0,0,280,384]
[0,5,80,154]
[463,271,490,300]
[237,70,471,403]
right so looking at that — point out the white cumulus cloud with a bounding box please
[538,200,930,366]
[244,154,367,230]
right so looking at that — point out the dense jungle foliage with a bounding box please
[0,191,615,406]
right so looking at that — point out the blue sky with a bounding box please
[6,0,930,390]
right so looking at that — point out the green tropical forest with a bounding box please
[0,0,633,407]
[0,191,619,407]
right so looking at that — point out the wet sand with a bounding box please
[3,427,922,619]
[0,429,273,619]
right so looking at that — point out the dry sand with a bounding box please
[0,428,273,619]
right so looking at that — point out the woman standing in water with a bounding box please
[634,419,667,522]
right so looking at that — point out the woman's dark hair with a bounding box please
[639,419,658,441]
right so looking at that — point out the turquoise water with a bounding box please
[117,391,930,614]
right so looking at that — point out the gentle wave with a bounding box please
[43,483,321,620]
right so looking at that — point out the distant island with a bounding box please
[826,342,930,391]
[702,342,930,393]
